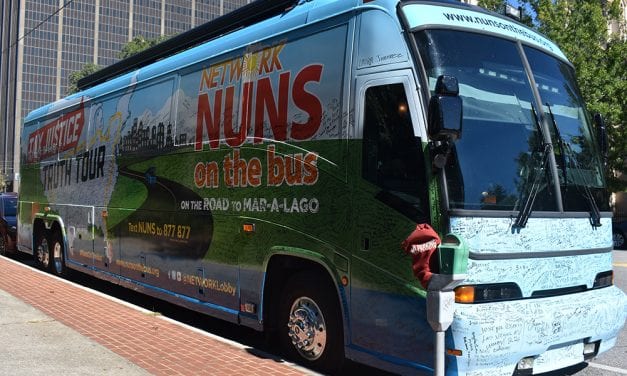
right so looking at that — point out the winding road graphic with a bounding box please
[112,165,214,260]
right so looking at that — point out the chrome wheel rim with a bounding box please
[287,296,327,361]
[614,232,625,248]
[53,241,63,273]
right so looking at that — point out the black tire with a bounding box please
[50,232,66,276]
[34,229,52,271]
[0,234,7,256]
[614,230,626,250]
[279,271,344,373]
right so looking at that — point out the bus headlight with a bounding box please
[593,271,613,288]
[583,340,600,360]
[516,356,534,373]
[455,283,522,303]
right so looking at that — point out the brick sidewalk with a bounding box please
[0,256,309,376]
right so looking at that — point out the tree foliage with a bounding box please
[478,0,507,12]
[67,35,169,95]
[66,63,100,95]
[118,35,170,59]
[525,0,626,190]
[479,0,626,190]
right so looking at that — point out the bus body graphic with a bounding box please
[17,1,626,375]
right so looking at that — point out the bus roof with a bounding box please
[25,0,361,122]
[76,0,300,91]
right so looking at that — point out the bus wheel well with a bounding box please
[32,219,65,272]
[33,219,63,239]
[33,219,51,270]
[33,219,46,240]
[263,255,336,333]
[50,222,63,239]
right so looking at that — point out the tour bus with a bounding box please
[17,0,626,375]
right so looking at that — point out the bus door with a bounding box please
[350,72,433,363]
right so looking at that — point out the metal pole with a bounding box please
[12,0,25,192]
[55,0,64,101]
[94,0,100,65]
[434,331,445,376]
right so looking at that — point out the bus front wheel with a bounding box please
[279,271,343,373]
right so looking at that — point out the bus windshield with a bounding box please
[414,29,607,211]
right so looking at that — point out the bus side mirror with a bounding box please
[593,113,608,168]
[428,75,462,142]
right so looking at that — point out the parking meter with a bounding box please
[427,234,468,376]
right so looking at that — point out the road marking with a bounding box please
[588,362,627,375]
[613,262,627,268]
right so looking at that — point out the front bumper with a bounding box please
[448,286,626,376]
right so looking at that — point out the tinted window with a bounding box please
[362,84,428,222]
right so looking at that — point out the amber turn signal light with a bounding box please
[455,286,475,303]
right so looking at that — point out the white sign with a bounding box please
[402,4,567,61]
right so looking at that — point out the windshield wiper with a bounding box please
[513,105,550,229]
[513,142,552,229]
[545,104,568,185]
[545,103,602,227]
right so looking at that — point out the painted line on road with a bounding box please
[613,262,627,268]
[588,362,627,375]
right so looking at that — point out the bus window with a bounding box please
[522,45,609,213]
[362,83,428,222]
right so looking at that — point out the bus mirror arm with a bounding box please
[431,142,453,170]
[428,75,463,170]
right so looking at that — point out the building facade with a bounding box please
[1,0,251,190]
[608,0,627,38]
[22,0,252,120]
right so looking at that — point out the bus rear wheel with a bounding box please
[35,230,51,271]
[50,232,66,276]
[0,235,7,256]
[279,271,343,373]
